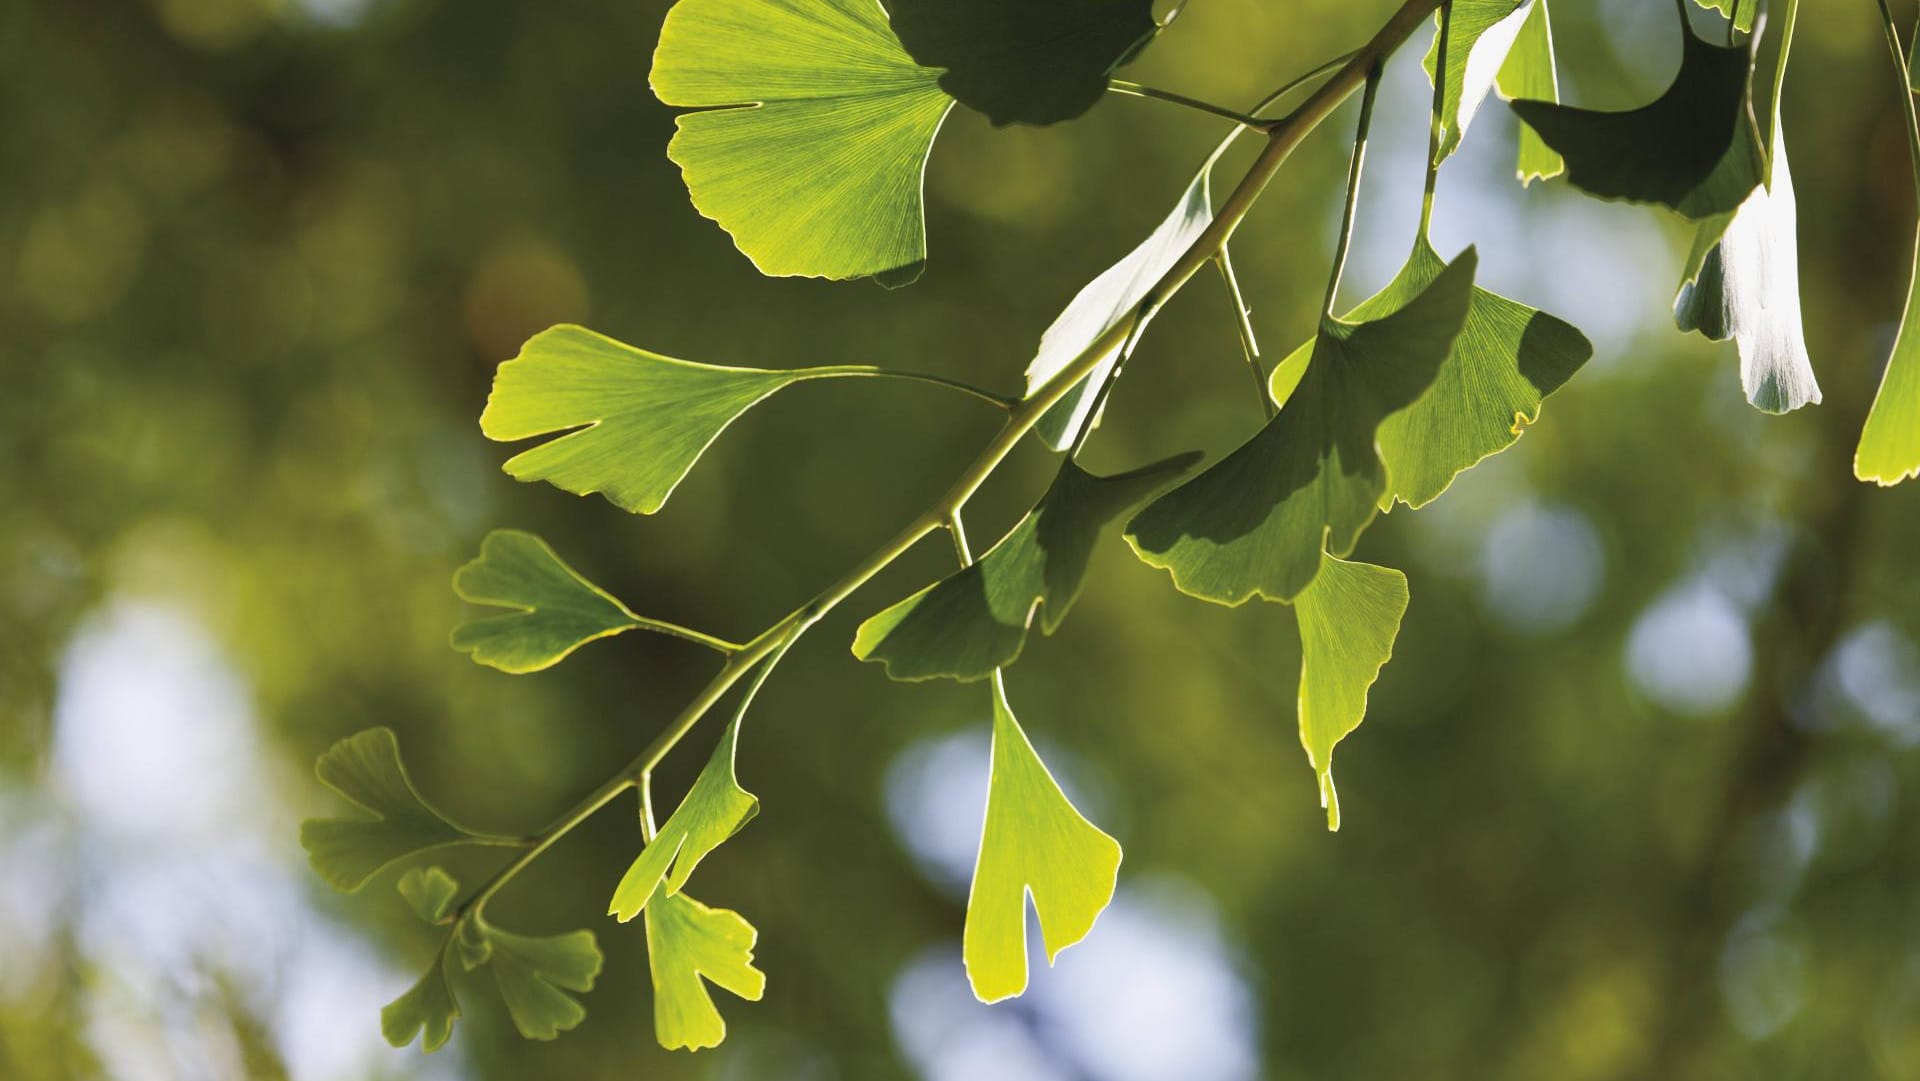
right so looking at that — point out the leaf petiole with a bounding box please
[1106,79,1271,129]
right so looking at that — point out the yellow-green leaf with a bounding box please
[1858,236,1920,483]
[1294,555,1408,833]
[1423,0,1534,164]
[644,887,767,1051]
[1693,0,1757,34]
[609,716,758,921]
[1494,0,1565,185]
[451,530,643,673]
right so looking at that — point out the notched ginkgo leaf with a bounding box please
[1269,238,1588,510]
[651,0,952,282]
[458,919,604,1042]
[1294,555,1408,833]
[1494,0,1565,185]
[964,678,1121,1004]
[382,950,460,1053]
[609,717,758,921]
[451,529,642,673]
[644,887,767,1051]
[1509,19,1761,220]
[1423,0,1535,164]
[1126,251,1478,606]
[302,728,509,892]
[398,866,461,923]
[1694,0,1757,34]
[1026,170,1214,450]
[1674,117,1821,414]
[887,0,1159,127]
[852,453,1199,682]
[481,325,825,514]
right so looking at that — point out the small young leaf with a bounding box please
[481,325,819,514]
[964,678,1120,1004]
[451,530,643,673]
[886,0,1159,127]
[1693,0,1757,34]
[1026,170,1214,450]
[852,453,1199,682]
[1494,0,1565,185]
[643,887,767,1051]
[609,718,758,921]
[398,866,461,924]
[301,729,492,892]
[651,0,952,282]
[1126,252,1478,606]
[1423,0,1535,164]
[1509,22,1761,220]
[483,925,604,1041]
[1269,238,1589,510]
[1674,117,1821,414]
[1294,555,1408,833]
[1857,238,1920,484]
[382,952,460,1053]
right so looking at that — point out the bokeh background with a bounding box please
[5,0,1920,1078]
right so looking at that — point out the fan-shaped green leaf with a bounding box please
[609,717,758,921]
[1126,251,1477,605]
[1495,0,1565,185]
[643,888,767,1051]
[382,951,460,1053]
[398,866,460,924]
[1858,238,1920,483]
[887,0,1158,127]
[964,678,1120,1003]
[301,729,501,892]
[1294,555,1408,833]
[1509,22,1761,219]
[853,453,1198,682]
[1423,0,1534,164]
[651,0,952,282]
[1269,238,1588,510]
[451,530,643,673]
[482,325,828,514]
[460,922,603,1042]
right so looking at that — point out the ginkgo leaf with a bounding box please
[1423,0,1535,163]
[1494,0,1565,185]
[1693,0,1757,34]
[964,677,1120,1004]
[643,887,767,1051]
[1026,170,1215,450]
[382,951,460,1053]
[1858,263,1920,482]
[398,866,460,924]
[1126,252,1477,606]
[1293,555,1408,833]
[1674,117,1821,414]
[609,717,758,921]
[451,530,643,673]
[887,0,1158,127]
[1269,238,1588,510]
[1509,21,1761,220]
[651,0,953,282]
[482,325,832,514]
[852,453,1199,682]
[472,923,604,1041]
[301,729,507,892]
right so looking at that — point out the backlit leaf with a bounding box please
[1423,0,1534,163]
[852,453,1199,682]
[651,0,952,282]
[1294,555,1408,832]
[451,530,643,673]
[1269,238,1588,510]
[1509,21,1761,219]
[301,729,500,892]
[964,678,1120,1003]
[1693,0,1757,34]
[1857,251,1920,483]
[398,866,460,924]
[887,0,1158,127]
[464,921,604,1041]
[481,325,825,514]
[609,717,758,921]
[643,887,767,1051]
[1126,252,1477,605]
[1494,0,1565,185]
[381,951,460,1053]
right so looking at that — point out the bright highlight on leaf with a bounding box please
[382,952,460,1053]
[887,0,1159,127]
[964,677,1121,1004]
[643,887,767,1051]
[1270,239,1588,510]
[451,530,644,672]
[1423,0,1535,164]
[398,866,460,923]
[463,922,604,1041]
[1126,252,1478,605]
[609,717,758,921]
[1693,0,1757,34]
[301,728,507,892]
[853,454,1198,682]
[1510,20,1761,220]
[1495,0,1565,185]
[481,325,825,514]
[1293,555,1408,832]
[1857,252,1920,483]
[651,0,952,282]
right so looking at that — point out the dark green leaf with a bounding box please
[381,951,460,1053]
[1694,0,1758,34]
[465,922,603,1042]
[398,866,461,924]
[1423,0,1534,163]
[451,530,643,673]
[301,729,496,892]
[1494,0,1565,185]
